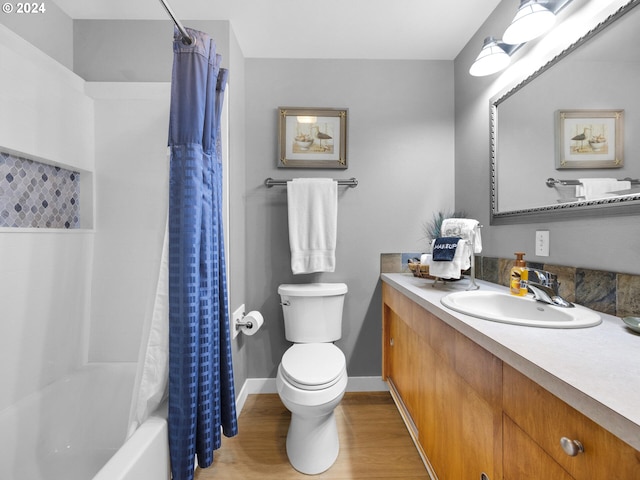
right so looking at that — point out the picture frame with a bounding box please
[278,107,348,169]
[556,109,624,169]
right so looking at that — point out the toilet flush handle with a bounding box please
[280,300,290,307]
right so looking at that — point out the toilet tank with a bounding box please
[278,283,348,343]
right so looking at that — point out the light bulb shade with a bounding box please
[503,0,556,44]
[469,37,511,77]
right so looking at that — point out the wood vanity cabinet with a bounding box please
[382,283,503,480]
[382,282,640,480]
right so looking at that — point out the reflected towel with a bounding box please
[440,218,482,254]
[577,178,631,200]
[429,238,470,280]
[287,178,337,274]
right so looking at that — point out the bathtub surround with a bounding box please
[381,253,640,318]
[0,22,94,415]
[2,17,248,478]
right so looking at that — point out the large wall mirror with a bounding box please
[490,0,640,224]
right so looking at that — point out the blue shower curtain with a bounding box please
[167,28,237,480]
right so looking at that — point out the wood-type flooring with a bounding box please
[195,392,430,479]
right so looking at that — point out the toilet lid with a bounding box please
[281,343,346,391]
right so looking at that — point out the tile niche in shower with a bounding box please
[0,151,80,229]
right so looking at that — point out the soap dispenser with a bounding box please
[510,252,528,296]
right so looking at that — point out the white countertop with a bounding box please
[381,273,640,451]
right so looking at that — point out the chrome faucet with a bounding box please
[525,268,574,308]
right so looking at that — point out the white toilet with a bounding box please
[275,282,349,475]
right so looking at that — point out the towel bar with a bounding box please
[264,177,358,188]
[546,177,639,187]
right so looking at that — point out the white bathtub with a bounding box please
[0,363,170,480]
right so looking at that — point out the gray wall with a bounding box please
[244,59,455,378]
[227,27,249,389]
[454,0,640,276]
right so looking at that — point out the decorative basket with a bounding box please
[408,262,435,279]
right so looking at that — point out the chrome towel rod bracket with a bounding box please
[264,177,358,188]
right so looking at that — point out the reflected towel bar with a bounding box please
[264,177,358,188]
[546,177,639,187]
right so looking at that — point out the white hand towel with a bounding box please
[287,178,338,274]
[577,178,631,200]
[440,218,482,254]
[428,239,471,280]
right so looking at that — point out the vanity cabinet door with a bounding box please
[383,283,424,425]
[385,306,422,424]
[382,284,503,480]
[503,364,640,480]
[503,414,574,480]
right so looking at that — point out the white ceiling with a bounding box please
[52,0,503,60]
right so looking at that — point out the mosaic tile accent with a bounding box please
[0,151,80,228]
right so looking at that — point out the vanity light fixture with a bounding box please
[470,0,574,77]
[503,0,556,44]
[469,37,515,77]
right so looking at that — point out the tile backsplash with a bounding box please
[0,151,80,229]
[381,253,640,318]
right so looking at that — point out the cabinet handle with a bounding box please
[560,437,584,456]
[390,337,394,346]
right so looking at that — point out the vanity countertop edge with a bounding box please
[381,273,640,451]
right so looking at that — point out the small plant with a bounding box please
[423,210,467,249]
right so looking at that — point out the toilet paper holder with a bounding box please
[235,314,255,331]
[233,310,264,337]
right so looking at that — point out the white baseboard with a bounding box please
[347,376,389,392]
[235,376,388,415]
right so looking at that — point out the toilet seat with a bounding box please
[280,344,346,391]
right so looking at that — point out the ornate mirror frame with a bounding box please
[490,0,640,225]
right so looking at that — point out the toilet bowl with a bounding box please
[276,283,348,474]
[276,343,348,475]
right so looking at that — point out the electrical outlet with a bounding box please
[231,304,245,339]
[535,230,550,257]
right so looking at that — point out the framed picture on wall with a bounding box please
[556,109,624,169]
[278,107,348,169]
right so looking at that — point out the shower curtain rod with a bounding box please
[158,0,194,45]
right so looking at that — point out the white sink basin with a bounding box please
[441,291,602,328]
